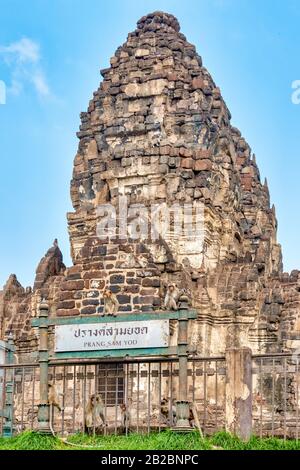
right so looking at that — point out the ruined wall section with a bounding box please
[0,275,36,355]
[0,243,66,357]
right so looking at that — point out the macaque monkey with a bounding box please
[164,284,180,311]
[160,398,176,425]
[160,397,169,422]
[48,383,62,412]
[85,394,106,434]
[120,403,131,432]
[160,398,195,427]
[189,407,195,428]
[102,289,118,317]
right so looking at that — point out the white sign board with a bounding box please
[55,320,169,352]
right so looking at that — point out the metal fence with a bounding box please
[0,356,226,437]
[1,353,300,439]
[252,354,300,440]
[0,363,39,436]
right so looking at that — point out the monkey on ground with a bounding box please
[48,383,62,412]
[164,284,180,311]
[160,397,170,423]
[120,403,131,432]
[160,398,195,427]
[189,407,195,428]
[160,398,176,425]
[85,394,106,434]
[102,289,118,317]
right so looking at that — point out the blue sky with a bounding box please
[0,0,300,288]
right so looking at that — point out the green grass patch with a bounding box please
[0,430,299,450]
[211,432,300,451]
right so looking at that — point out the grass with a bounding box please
[0,431,300,450]
[210,432,300,451]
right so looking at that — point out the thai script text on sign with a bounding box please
[55,320,169,352]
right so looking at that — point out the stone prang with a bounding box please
[1,12,300,357]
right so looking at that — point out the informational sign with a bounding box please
[55,320,169,352]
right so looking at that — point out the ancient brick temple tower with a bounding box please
[1,11,300,358]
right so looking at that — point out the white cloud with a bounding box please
[31,70,50,96]
[0,37,40,63]
[0,37,50,98]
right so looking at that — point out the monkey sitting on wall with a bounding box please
[85,394,106,434]
[163,284,181,311]
[102,289,118,317]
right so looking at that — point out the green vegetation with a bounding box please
[0,430,299,451]
[211,432,300,451]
